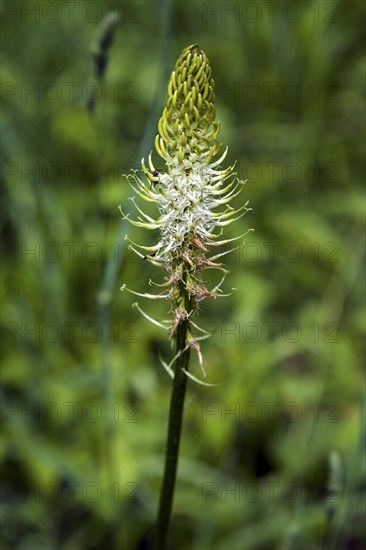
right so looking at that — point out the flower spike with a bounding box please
[121,44,252,370]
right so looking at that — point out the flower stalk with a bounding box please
[120,43,251,549]
[152,299,191,550]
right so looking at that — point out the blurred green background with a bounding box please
[1,0,365,548]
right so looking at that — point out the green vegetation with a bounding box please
[1,1,364,548]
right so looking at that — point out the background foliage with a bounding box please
[1,1,365,548]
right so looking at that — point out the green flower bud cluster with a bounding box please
[155,44,221,166]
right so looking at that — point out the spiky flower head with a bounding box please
[121,44,250,363]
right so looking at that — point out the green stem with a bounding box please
[152,316,191,550]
